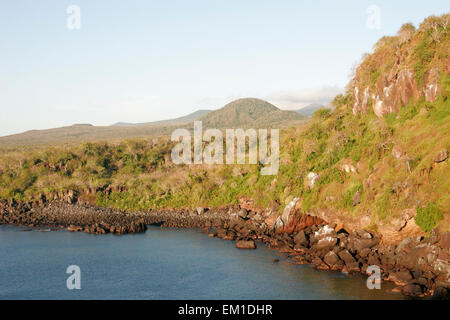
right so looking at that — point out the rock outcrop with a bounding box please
[350,15,449,118]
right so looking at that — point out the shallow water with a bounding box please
[0,225,406,299]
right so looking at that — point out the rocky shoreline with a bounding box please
[0,199,449,299]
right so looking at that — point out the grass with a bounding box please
[415,203,444,233]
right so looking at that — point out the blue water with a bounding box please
[0,225,405,299]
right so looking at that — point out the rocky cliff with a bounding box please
[351,14,449,117]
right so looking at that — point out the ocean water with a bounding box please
[0,225,406,300]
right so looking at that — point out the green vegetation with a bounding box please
[415,203,444,233]
[313,108,332,119]
[342,183,363,209]
[413,31,436,86]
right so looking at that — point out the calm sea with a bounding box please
[0,225,405,299]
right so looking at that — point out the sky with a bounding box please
[0,0,448,136]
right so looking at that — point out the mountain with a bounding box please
[201,98,306,128]
[294,104,329,117]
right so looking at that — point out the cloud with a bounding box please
[265,86,343,110]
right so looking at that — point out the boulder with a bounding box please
[392,145,405,159]
[402,284,423,297]
[67,225,82,232]
[273,216,285,231]
[237,208,248,219]
[389,270,413,286]
[238,198,256,212]
[324,251,341,266]
[440,232,450,249]
[314,237,338,250]
[356,230,373,239]
[222,231,236,241]
[348,235,380,253]
[310,225,338,250]
[306,172,319,189]
[236,240,256,249]
[312,257,329,270]
[367,254,381,266]
[264,213,278,229]
[359,247,372,259]
[217,229,228,239]
[434,150,448,163]
[313,225,336,240]
[346,261,361,272]
[293,230,309,247]
[432,287,450,300]
[352,191,362,206]
[395,237,414,255]
[397,242,440,271]
[340,163,357,173]
[281,197,300,225]
[338,249,356,264]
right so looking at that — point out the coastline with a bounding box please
[1,199,449,299]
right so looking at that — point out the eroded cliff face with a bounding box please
[350,15,449,117]
[353,67,442,118]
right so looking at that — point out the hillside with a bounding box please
[350,14,449,117]
[0,14,448,242]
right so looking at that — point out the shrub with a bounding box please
[313,108,331,119]
[375,190,391,220]
[332,94,346,108]
[385,112,397,128]
[341,183,363,208]
[413,33,436,87]
[398,99,419,123]
[415,203,443,233]
[370,70,380,87]
[319,167,344,185]
[397,23,416,44]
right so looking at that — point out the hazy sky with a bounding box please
[0,1,448,136]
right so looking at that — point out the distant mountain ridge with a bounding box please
[113,109,212,127]
[294,104,330,117]
[0,98,307,148]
